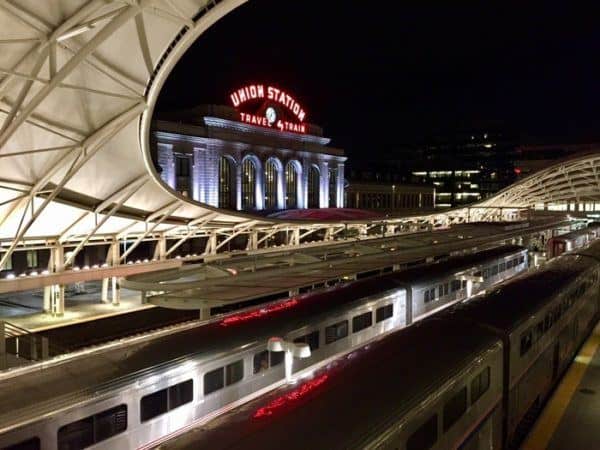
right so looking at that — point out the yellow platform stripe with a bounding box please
[521,322,600,450]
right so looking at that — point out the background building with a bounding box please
[152,84,347,212]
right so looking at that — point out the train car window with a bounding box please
[254,350,270,374]
[270,350,284,366]
[450,280,460,292]
[462,280,467,288]
[294,330,320,351]
[94,405,127,443]
[470,367,491,404]
[352,311,373,333]
[59,405,127,448]
[169,380,193,410]
[204,367,225,395]
[438,285,444,297]
[376,304,393,322]
[58,416,94,449]
[226,360,244,386]
[443,387,467,431]
[406,414,438,450]
[424,290,430,303]
[499,262,506,272]
[506,260,513,269]
[519,256,525,264]
[491,265,499,276]
[325,320,349,344]
[444,283,449,295]
[141,389,168,422]
[482,269,489,279]
[4,437,41,450]
[520,331,533,356]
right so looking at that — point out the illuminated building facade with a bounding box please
[151,84,346,211]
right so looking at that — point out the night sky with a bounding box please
[156,1,600,159]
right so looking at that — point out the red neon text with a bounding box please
[220,299,299,327]
[240,113,306,134]
[253,374,329,418]
[230,84,306,122]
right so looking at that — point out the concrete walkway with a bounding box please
[522,322,600,450]
[0,282,150,332]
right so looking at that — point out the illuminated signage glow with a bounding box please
[220,299,299,326]
[253,374,329,418]
[229,84,307,134]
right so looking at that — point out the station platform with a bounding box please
[1,284,149,333]
[522,322,600,450]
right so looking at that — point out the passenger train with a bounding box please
[0,245,528,450]
[166,241,600,450]
[545,224,600,258]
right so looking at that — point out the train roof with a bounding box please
[0,245,521,432]
[447,253,594,332]
[569,238,600,260]
[162,318,500,450]
[390,244,524,285]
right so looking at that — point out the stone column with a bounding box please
[157,143,175,189]
[192,144,218,206]
[235,162,242,210]
[301,158,310,209]
[319,161,329,208]
[337,162,345,207]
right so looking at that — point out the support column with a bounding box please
[319,161,329,208]
[154,233,167,261]
[101,277,109,303]
[301,159,310,209]
[157,143,175,189]
[336,162,345,208]
[0,322,6,370]
[111,276,120,306]
[246,230,258,251]
[50,284,65,316]
[44,245,64,313]
[235,163,242,211]
[277,166,285,210]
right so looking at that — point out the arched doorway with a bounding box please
[218,156,235,209]
[242,157,257,210]
[285,161,300,209]
[307,165,320,208]
[265,158,280,210]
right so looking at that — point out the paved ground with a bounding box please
[522,322,600,450]
[0,281,149,332]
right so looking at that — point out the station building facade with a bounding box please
[151,84,346,212]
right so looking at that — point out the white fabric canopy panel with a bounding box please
[0,0,597,271]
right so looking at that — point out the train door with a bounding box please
[553,241,565,258]
[552,342,560,380]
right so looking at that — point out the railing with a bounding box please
[0,321,49,370]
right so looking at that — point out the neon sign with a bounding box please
[229,84,307,134]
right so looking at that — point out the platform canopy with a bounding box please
[0,0,598,269]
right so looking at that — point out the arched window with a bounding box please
[242,158,256,210]
[329,166,337,208]
[285,161,299,209]
[218,156,234,209]
[265,159,279,210]
[307,165,320,208]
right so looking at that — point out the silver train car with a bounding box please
[163,242,600,450]
[0,245,527,450]
[545,224,600,258]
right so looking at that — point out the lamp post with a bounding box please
[268,337,311,383]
